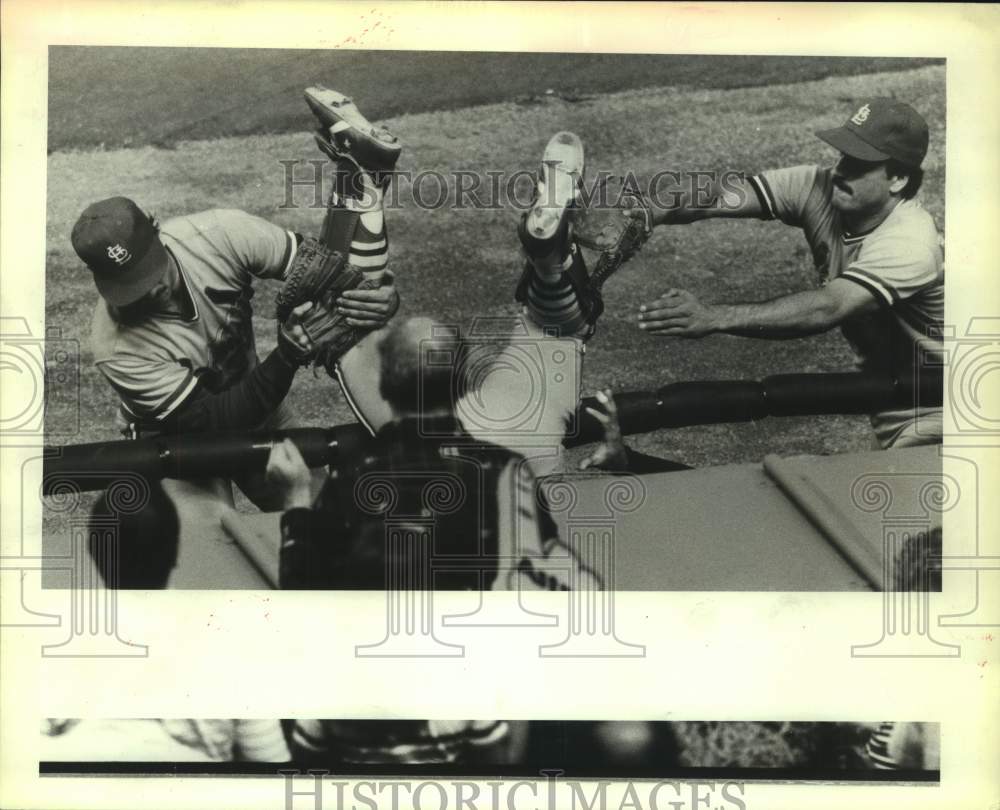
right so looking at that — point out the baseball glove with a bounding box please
[275,237,380,375]
[573,174,654,291]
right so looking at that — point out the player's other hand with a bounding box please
[579,388,629,472]
[278,301,317,365]
[637,288,718,338]
[266,438,313,510]
[336,269,400,328]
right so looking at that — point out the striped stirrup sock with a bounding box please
[524,244,589,338]
[320,161,388,278]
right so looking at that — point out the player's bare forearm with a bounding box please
[647,170,763,226]
[712,292,850,338]
[637,280,879,339]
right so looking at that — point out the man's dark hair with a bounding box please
[886,159,924,200]
[88,482,179,588]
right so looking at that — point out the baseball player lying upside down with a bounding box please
[263,95,625,591]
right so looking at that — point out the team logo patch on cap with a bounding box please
[106,243,132,266]
[72,196,171,306]
[850,103,872,126]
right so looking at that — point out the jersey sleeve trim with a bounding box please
[279,231,298,279]
[103,362,199,423]
[748,175,777,221]
[155,368,201,419]
[840,268,897,306]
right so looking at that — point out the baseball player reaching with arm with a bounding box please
[632,99,943,448]
[74,88,401,513]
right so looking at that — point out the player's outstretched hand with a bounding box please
[266,438,313,510]
[637,288,718,338]
[336,269,400,328]
[579,388,629,472]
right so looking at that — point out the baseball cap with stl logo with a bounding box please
[816,98,929,169]
[71,196,170,306]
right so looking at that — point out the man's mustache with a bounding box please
[832,175,853,194]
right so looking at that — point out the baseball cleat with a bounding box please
[518,131,584,257]
[304,85,402,174]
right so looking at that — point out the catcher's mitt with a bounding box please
[275,237,379,375]
[573,174,654,291]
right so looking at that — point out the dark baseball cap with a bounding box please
[816,98,929,169]
[71,197,170,306]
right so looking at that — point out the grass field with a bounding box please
[44,55,945,476]
[48,48,940,152]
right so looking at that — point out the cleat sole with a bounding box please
[525,131,584,241]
